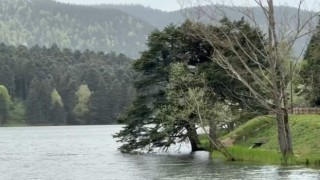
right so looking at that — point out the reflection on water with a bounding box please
[0,125,319,180]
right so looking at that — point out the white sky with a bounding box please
[54,0,319,12]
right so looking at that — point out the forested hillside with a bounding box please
[100,4,185,29]
[0,0,314,58]
[0,0,155,57]
[0,43,134,125]
[107,4,315,29]
[106,5,316,56]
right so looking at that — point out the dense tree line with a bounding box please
[0,43,134,125]
[0,0,155,57]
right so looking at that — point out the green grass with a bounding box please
[225,146,287,164]
[199,134,210,150]
[2,121,27,127]
[201,115,320,165]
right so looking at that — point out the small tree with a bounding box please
[0,85,11,125]
[160,62,234,159]
[73,84,91,125]
[9,100,26,125]
[50,88,66,125]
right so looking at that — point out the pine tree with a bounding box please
[90,79,114,124]
[26,77,53,124]
[114,24,204,153]
[25,77,44,124]
[301,20,320,106]
[114,19,267,153]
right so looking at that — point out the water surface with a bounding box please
[0,125,319,180]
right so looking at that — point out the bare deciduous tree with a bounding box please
[180,0,319,161]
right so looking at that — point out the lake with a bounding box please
[0,125,319,180]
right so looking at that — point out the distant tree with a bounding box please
[83,68,101,93]
[26,77,52,124]
[50,88,66,125]
[90,79,114,124]
[9,100,26,125]
[25,77,44,124]
[0,85,11,125]
[73,84,91,125]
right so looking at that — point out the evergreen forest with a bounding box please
[0,43,134,125]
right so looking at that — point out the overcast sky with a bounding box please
[54,0,319,12]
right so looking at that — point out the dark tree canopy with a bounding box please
[301,19,320,106]
[0,43,135,125]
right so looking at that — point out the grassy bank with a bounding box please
[202,115,320,165]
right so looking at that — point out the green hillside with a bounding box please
[0,0,155,57]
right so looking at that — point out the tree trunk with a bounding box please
[185,123,203,152]
[227,122,234,133]
[267,0,293,161]
[276,107,293,160]
[209,120,218,151]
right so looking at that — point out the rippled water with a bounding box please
[0,125,319,180]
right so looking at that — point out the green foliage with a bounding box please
[25,77,52,124]
[0,85,11,105]
[115,18,268,153]
[115,24,193,153]
[72,84,91,125]
[301,19,320,106]
[0,43,134,125]
[50,89,65,125]
[8,100,26,125]
[51,89,63,107]
[0,85,11,124]
[90,79,114,124]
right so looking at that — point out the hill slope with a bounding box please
[0,0,155,57]
[107,5,316,56]
[0,1,315,58]
[223,115,320,156]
